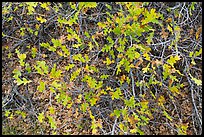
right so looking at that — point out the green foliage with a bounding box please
[16,49,26,66]
[50,64,62,79]
[189,73,202,86]
[70,68,81,82]
[65,64,75,71]
[110,88,122,100]
[110,109,121,118]
[40,2,50,11]
[82,75,97,89]
[34,61,49,75]
[167,55,181,67]
[12,68,22,79]
[25,2,38,15]
[72,54,85,63]
[81,103,89,113]
[37,80,46,92]
[52,38,62,48]
[124,96,135,108]
[36,16,47,23]
[31,47,37,58]
[3,2,201,135]
[38,112,45,123]
[47,115,57,129]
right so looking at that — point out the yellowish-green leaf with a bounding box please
[5,110,11,117]
[40,2,50,11]
[191,77,202,86]
[163,110,173,121]
[36,16,47,23]
[49,106,55,114]
[38,112,45,123]
[37,81,46,92]
[65,64,75,71]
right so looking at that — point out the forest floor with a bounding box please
[2,2,202,135]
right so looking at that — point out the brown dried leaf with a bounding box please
[160,27,169,40]
[196,26,202,40]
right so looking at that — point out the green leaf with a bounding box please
[16,78,24,86]
[22,78,32,85]
[135,51,140,59]
[17,53,26,60]
[61,45,70,56]
[102,44,111,52]
[85,2,97,8]
[167,55,180,67]
[90,97,97,106]
[121,108,127,116]
[51,80,61,89]
[113,27,121,35]
[124,96,135,108]
[35,61,49,75]
[13,69,22,79]
[62,95,71,107]
[81,103,89,113]
[105,4,112,10]
[84,31,90,38]
[126,46,136,61]
[97,22,107,29]
[146,31,154,44]
[49,86,55,93]
[47,115,57,129]
[72,54,85,63]
[65,64,75,71]
[52,38,61,48]
[100,74,109,80]
[189,51,194,57]
[31,47,37,58]
[103,57,114,65]
[26,2,38,15]
[50,64,62,78]
[142,63,150,73]
[84,91,93,102]
[117,45,125,52]
[113,109,121,118]
[195,48,202,57]
[70,68,81,82]
[37,81,46,92]
[40,42,50,48]
[111,88,122,100]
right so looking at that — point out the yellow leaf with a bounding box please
[38,112,45,123]
[92,128,97,134]
[49,106,55,114]
[89,110,95,120]
[167,25,173,34]
[119,123,125,131]
[106,86,113,91]
[174,55,181,61]
[169,86,179,94]
[143,52,150,61]
[158,95,165,106]
[130,128,137,133]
